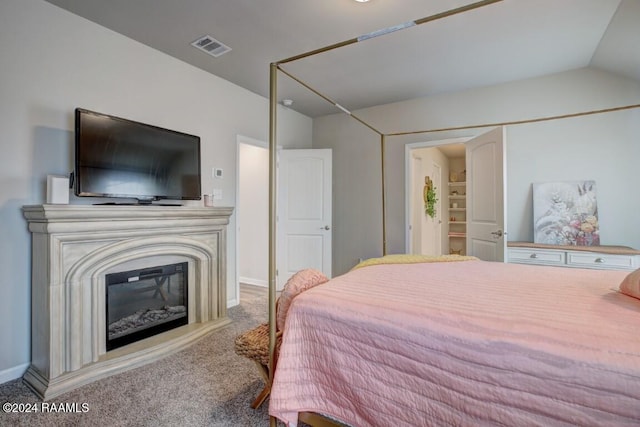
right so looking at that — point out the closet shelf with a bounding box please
[448,232,466,238]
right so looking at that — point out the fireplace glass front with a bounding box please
[106,262,188,351]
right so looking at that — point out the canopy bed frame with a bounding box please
[265,1,640,425]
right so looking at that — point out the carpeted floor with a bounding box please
[0,285,276,427]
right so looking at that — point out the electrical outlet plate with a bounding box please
[213,168,223,179]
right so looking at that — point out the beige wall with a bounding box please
[314,68,640,276]
[0,0,311,382]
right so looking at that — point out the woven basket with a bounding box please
[234,323,281,366]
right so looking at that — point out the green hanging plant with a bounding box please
[423,177,438,218]
[425,187,438,218]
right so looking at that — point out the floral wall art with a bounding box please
[533,180,599,246]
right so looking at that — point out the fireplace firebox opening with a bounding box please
[106,262,188,351]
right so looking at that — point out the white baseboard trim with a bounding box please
[0,363,29,385]
[239,277,267,287]
[227,298,239,308]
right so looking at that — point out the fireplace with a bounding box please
[22,204,233,400]
[106,262,188,350]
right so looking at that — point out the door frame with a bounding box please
[431,161,443,256]
[404,138,470,254]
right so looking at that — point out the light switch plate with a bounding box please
[212,189,223,200]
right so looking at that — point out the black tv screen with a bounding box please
[74,108,201,204]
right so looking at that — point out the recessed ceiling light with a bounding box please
[354,0,371,2]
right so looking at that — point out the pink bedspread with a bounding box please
[269,260,640,426]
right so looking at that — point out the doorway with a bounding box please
[405,128,506,261]
[406,139,467,256]
[236,136,334,302]
[237,136,269,300]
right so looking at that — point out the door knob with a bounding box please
[490,230,503,238]
[321,225,330,230]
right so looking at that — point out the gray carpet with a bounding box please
[0,285,275,427]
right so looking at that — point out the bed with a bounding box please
[269,256,640,426]
[264,2,640,426]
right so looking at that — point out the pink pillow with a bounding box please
[276,269,328,331]
[619,268,640,300]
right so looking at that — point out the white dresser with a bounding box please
[507,242,640,271]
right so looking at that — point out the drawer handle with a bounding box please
[595,257,605,263]
[530,253,538,259]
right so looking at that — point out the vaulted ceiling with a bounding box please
[44,0,640,117]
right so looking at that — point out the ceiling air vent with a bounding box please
[191,35,231,58]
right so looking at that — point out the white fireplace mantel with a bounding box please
[22,204,233,400]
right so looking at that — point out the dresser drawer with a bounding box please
[507,242,640,271]
[566,252,637,270]
[508,248,565,266]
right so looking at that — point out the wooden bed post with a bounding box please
[268,62,278,427]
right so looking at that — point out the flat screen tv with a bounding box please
[74,108,201,204]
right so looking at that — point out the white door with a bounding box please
[410,155,423,254]
[277,149,332,290]
[466,127,506,262]
[422,159,443,256]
